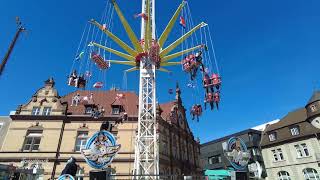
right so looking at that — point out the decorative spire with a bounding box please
[44,77,55,88]
[175,82,181,103]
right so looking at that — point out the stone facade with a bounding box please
[261,138,320,180]
[260,91,320,180]
[0,78,200,179]
[0,116,12,150]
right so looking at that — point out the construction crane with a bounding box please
[0,17,26,76]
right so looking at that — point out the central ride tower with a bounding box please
[134,0,159,178]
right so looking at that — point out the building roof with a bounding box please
[265,108,306,131]
[61,90,181,121]
[200,128,261,147]
[260,107,320,147]
[307,91,320,105]
[159,101,176,122]
[251,119,280,131]
[61,90,139,117]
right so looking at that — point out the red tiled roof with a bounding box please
[159,101,177,123]
[61,90,179,120]
[61,90,138,116]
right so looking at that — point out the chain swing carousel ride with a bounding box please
[63,0,221,178]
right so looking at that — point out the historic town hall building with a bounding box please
[0,78,201,179]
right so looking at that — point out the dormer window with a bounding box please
[31,107,41,115]
[310,105,317,112]
[84,105,96,115]
[112,105,123,115]
[290,126,300,136]
[268,132,277,142]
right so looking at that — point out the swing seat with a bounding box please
[214,92,220,102]
[210,74,221,86]
[77,78,86,88]
[191,105,202,116]
[93,82,103,88]
[205,98,214,103]
[196,105,203,115]
[188,54,196,60]
[135,52,148,67]
[182,62,192,72]
[203,79,211,87]
[211,78,221,86]
[91,52,109,70]
[149,43,161,65]
[68,77,76,86]
[205,93,214,103]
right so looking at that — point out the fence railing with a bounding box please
[87,175,210,180]
[108,175,208,180]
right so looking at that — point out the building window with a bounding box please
[75,131,88,152]
[295,143,310,158]
[252,148,261,156]
[278,171,291,180]
[161,139,168,155]
[269,132,277,141]
[303,168,320,180]
[31,107,41,115]
[84,106,93,114]
[76,168,84,180]
[208,155,221,164]
[23,131,42,151]
[310,105,317,112]
[290,126,300,136]
[42,107,52,116]
[112,105,121,115]
[272,148,284,162]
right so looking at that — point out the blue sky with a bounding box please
[1,0,320,143]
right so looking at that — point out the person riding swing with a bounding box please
[214,91,220,110]
[191,104,202,122]
[204,92,214,110]
[68,70,78,86]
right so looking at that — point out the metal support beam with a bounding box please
[92,42,135,61]
[160,22,207,57]
[89,19,138,57]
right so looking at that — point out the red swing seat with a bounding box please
[191,105,202,116]
[203,74,211,88]
[209,73,221,86]
[182,57,192,72]
[149,43,161,66]
[214,92,220,103]
[205,93,214,102]
[135,52,148,67]
[91,52,109,70]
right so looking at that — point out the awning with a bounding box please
[205,169,231,176]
